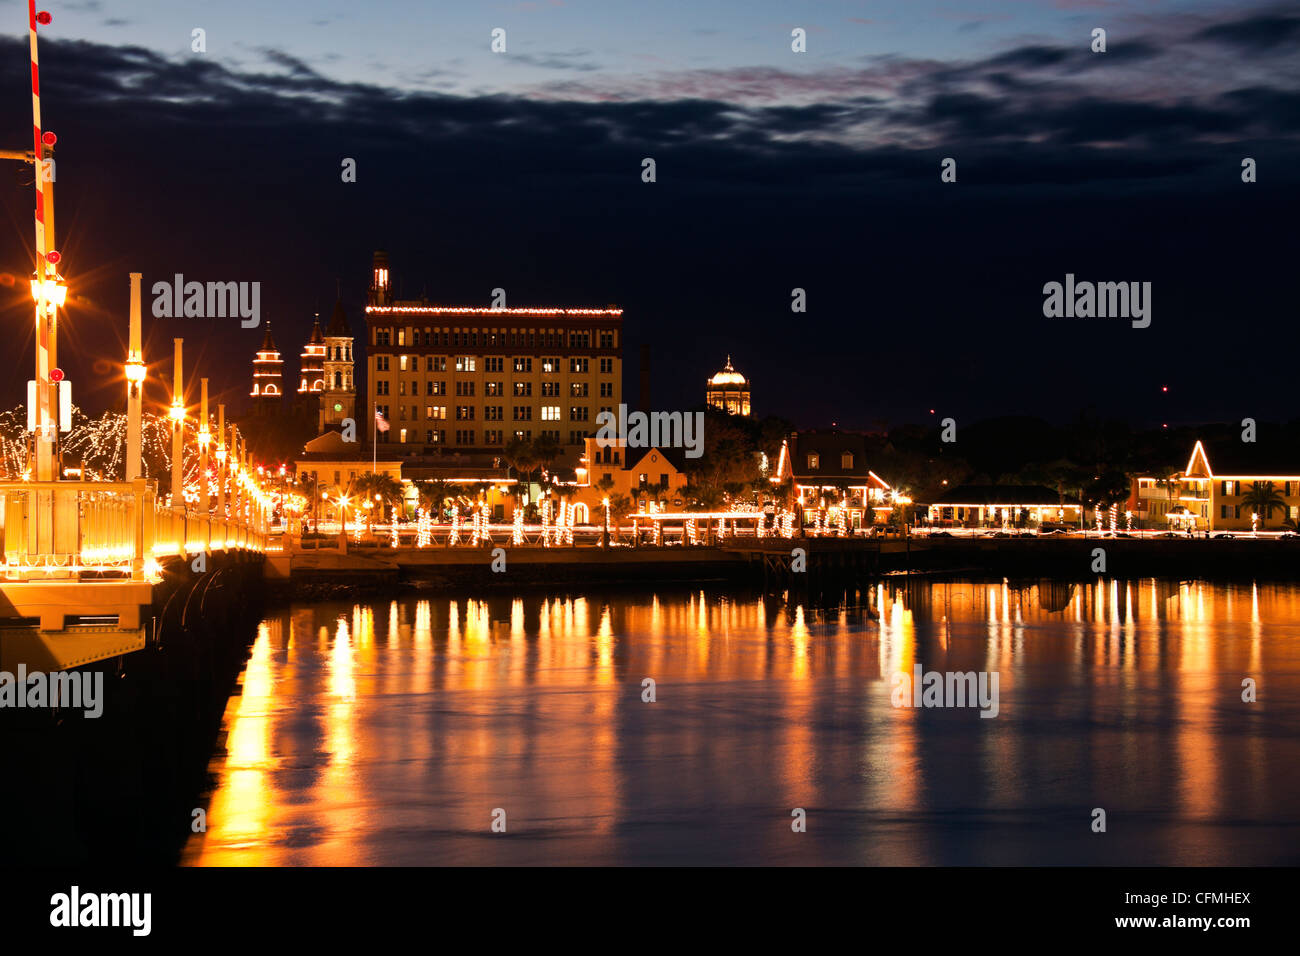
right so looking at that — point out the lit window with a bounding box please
[807,454,819,470]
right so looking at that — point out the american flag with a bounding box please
[374,408,390,432]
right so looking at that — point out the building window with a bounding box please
[570,358,589,374]
[456,406,475,420]
[399,428,407,443]
[376,329,391,346]
[513,381,532,397]
[568,430,585,445]
[541,406,561,421]
[599,382,613,397]
[455,356,476,373]
[570,382,589,398]
[485,406,503,421]
[484,429,503,444]
[513,430,532,442]
[376,380,389,395]
[599,331,614,348]
[428,405,446,420]
[541,381,560,397]
[376,356,390,371]
[541,357,561,374]
[455,381,475,396]
[569,406,589,422]
[513,406,532,421]
[807,454,819,470]
[842,452,854,469]
[485,381,504,397]
[486,357,504,372]
[399,380,407,396]
[456,429,474,445]
[514,357,533,373]
[431,381,446,396]
[599,358,613,374]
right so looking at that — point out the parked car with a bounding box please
[1213,533,1235,539]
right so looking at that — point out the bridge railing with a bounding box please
[0,478,267,582]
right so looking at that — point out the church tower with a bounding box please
[299,314,326,395]
[250,321,284,416]
[320,298,355,431]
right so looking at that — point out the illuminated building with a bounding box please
[363,250,623,464]
[1132,439,1300,532]
[249,322,284,416]
[298,314,326,394]
[706,356,751,416]
[321,298,356,432]
[570,436,687,522]
[927,485,1082,529]
[780,431,891,528]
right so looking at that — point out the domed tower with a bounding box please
[299,314,326,394]
[706,356,751,416]
[250,321,284,416]
[320,297,355,431]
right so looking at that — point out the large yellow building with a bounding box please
[1132,439,1300,532]
[363,251,622,466]
[569,436,688,522]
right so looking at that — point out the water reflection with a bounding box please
[185,579,1300,866]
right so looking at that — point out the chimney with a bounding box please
[638,344,650,413]
[371,250,390,306]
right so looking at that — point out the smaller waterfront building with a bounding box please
[294,430,402,498]
[1131,439,1300,532]
[927,485,1082,529]
[706,357,751,416]
[569,437,688,523]
[777,431,892,528]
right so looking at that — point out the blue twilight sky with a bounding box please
[38,0,1237,99]
[1,0,1297,427]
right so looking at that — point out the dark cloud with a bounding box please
[0,5,1295,429]
[1196,13,1300,51]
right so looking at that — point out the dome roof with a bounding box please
[708,356,747,386]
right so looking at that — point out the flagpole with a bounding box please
[373,400,377,473]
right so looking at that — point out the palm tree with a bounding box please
[347,473,377,535]
[532,434,562,485]
[1240,480,1288,530]
[371,473,405,523]
[417,479,451,519]
[503,436,536,502]
[297,472,321,532]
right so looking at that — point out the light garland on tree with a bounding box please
[541,497,552,547]
[686,518,698,546]
[390,518,400,548]
[512,507,524,545]
[449,504,461,546]
[417,507,432,547]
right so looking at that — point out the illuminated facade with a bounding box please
[321,299,355,432]
[1132,439,1300,532]
[250,322,284,416]
[363,250,623,464]
[778,431,891,527]
[706,356,751,416]
[927,485,1082,529]
[572,436,687,518]
[299,314,326,394]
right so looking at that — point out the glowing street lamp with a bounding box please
[30,274,67,312]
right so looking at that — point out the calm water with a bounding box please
[184,579,1300,866]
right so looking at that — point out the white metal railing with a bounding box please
[0,478,268,582]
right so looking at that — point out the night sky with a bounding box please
[0,0,1296,430]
